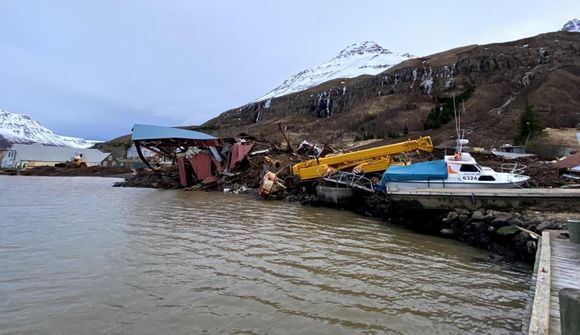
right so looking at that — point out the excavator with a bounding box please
[291,136,433,181]
[55,154,88,168]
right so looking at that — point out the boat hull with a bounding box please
[384,178,529,190]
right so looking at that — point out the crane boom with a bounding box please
[291,136,433,180]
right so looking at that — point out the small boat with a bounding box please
[491,144,535,159]
[377,148,530,191]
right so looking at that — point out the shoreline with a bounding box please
[294,192,571,263]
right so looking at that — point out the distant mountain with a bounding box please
[561,18,580,32]
[255,41,414,102]
[0,110,99,149]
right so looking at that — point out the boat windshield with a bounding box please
[459,164,480,172]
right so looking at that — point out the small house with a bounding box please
[101,154,119,167]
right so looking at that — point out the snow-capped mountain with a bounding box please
[561,18,580,32]
[0,110,99,149]
[255,41,414,102]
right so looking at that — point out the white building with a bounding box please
[1,143,111,168]
[126,143,155,159]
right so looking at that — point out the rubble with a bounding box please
[17,165,132,177]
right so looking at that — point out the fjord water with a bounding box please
[0,176,531,334]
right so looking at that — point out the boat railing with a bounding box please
[323,171,375,193]
[500,162,527,176]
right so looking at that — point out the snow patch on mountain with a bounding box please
[561,18,580,32]
[0,110,100,149]
[255,41,414,102]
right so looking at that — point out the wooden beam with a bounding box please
[134,141,153,169]
[529,231,552,335]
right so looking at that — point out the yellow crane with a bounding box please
[291,136,433,181]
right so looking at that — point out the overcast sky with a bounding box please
[0,0,578,140]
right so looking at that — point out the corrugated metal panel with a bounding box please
[131,124,217,141]
[556,153,580,169]
[10,144,110,165]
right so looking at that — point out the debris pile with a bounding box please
[114,136,303,192]
[472,153,578,188]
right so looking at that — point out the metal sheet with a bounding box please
[228,143,255,171]
[188,153,213,180]
[177,156,187,187]
[209,146,222,162]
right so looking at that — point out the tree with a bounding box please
[515,102,543,146]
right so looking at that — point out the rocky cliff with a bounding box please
[204,31,580,148]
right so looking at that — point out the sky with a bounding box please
[0,0,578,140]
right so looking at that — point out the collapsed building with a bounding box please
[127,124,295,190]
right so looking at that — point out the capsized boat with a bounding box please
[377,151,530,191]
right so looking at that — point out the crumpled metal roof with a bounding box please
[131,124,217,141]
[556,152,580,169]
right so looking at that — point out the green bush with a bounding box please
[514,102,543,145]
[424,87,474,130]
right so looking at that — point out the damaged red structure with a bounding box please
[228,142,255,171]
[131,124,256,187]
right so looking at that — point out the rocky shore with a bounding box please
[360,196,570,262]
[284,191,572,263]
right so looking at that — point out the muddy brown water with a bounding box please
[0,176,531,334]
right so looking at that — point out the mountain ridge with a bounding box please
[0,110,100,149]
[204,29,580,149]
[254,41,414,102]
[562,18,580,32]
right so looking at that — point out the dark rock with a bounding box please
[455,208,470,216]
[536,221,559,232]
[493,211,511,219]
[446,211,459,223]
[458,214,469,223]
[508,218,524,227]
[528,216,545,225]
[527,240,537,255]
[440,228,454,236]
[470,221,486,229]
[491,217,510,228]
[472,210,485,221]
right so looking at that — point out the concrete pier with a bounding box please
[386,188,580,211]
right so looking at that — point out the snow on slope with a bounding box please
[255,41,414,102]
[561,18,580,32]
[0,110,100,149]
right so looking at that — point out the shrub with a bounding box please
[514,102,543,145]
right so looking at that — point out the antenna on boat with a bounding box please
[452,94,468,157]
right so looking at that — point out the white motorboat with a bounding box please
[377,149,530,191]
